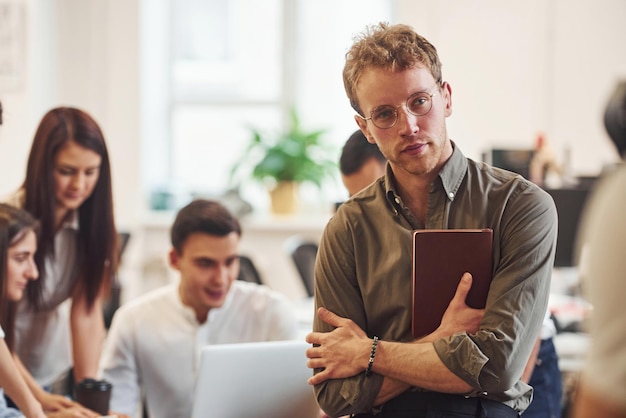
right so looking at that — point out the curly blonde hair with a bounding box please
[343,22,443,115]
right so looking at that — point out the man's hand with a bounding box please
[305,308,371,385]
[429,273,485,341]
[305,273,485,386]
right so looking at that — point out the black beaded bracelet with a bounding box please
[365,336,379,377]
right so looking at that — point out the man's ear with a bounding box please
[354,116,375,144]
[168,248,180,270]
[441,81,453,117]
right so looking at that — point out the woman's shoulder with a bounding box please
[1,189,25,208]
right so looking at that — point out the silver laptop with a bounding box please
[191,340,321,418]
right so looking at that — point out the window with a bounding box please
[141,0,392,212]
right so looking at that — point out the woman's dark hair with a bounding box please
[171,200,241,254]
[22,107,117,310]
[0,204,39,351]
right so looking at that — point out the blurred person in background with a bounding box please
[572,80,626,418]
[339,129,387,197]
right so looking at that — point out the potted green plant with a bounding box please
[230,108,337,214]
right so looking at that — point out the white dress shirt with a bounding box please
[99,280,299,418]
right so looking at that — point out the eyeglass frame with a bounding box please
[356,81,442,129]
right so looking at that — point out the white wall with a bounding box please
[396,0,626,173]
[0,0,56,200]
[1,0,625,300]
[3,0,625,222]
[0,0,141,231]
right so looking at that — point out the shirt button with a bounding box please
[448,192,454,199]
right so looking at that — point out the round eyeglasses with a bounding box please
[357,86,439,129]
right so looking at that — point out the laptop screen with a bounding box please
[191,340,320,418]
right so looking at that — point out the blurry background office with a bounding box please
[0,0,625,302]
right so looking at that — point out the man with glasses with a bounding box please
[305,23,557,418]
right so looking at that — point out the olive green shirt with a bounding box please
[313,143,557,416]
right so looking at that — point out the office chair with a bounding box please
[238,254,263,285]
[285,236,318,297]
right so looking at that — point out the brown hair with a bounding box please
[343,22,443,115]
[171,199,241,254]
[0,204,39,351]
[22,107,117,311]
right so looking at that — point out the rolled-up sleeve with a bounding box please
[434,183,557,394]
[312,215,385,416]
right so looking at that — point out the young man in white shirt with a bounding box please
[99,199,298,418]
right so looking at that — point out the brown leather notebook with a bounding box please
[411,228,493,338]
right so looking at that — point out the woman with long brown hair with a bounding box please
[6,107,118,412]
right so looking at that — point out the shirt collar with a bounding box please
[60,210,80,231]
[438,141,468,201]
[384,140,468,207]
[175,280,237,326]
